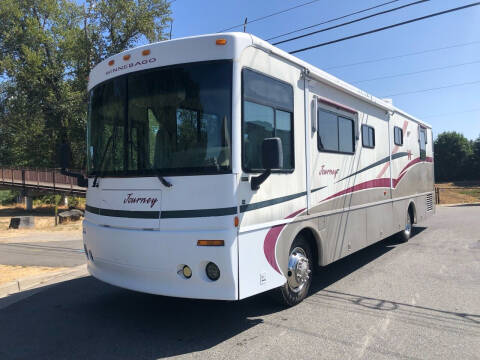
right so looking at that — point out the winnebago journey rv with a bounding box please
[82,33,435,306]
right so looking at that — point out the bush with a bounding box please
[0,190,19,205]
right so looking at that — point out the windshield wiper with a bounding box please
[92,124,119,187]
[153,169,172,188]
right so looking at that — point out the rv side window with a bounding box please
[362,125,375,148]
[317,108,355,154]
[242,68,294,172]
[419,127,427,160]
[394,126,403,146]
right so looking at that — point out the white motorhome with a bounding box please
[83,33,434,306]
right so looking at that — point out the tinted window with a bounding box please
[243,101,274,170]
[318,109,338,152]
[394,126,403,146]
[87,60,232,176]
[318,108,355,154]
[276,109,293,169]
[362,125,375,148]
[243,69,293,111]
[242,69,294,171]
[339,117,354,153]
[419,127,427,160]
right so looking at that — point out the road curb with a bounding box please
[0,264,88,298]
[438,201,480,206]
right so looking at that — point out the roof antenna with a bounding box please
[169,20,173,40]
[243,17,247,32]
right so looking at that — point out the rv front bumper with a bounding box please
[83,220,238,300]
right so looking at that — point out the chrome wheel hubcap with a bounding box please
[405,216,412,236]
[287,247,311,293]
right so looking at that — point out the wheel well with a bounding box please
[297,228,320,267]
[408,202,417,224]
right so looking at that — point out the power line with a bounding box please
[422,108,480,119]
[266,0,401,42]
[273,0,429,46]
[289,2,480,54]
[352,60,480,84]
[219,0,323,32]
[383,79,480,97]
[325,40,480,70]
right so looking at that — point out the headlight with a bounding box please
[205,262,220,281]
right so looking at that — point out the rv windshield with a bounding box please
[87,60,232,177]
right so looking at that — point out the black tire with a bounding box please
[278,234,313,307]
[398,210,413,242]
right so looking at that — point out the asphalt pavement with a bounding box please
[0,240,86,267]
[0,205,478,360]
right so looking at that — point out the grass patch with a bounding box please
[436,183,480,204]
[459,189,480,200]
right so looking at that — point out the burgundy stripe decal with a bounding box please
[317,96,357,115]
[323,157,432,202]
[323,178,391,202]
[263,208,305,274]
[262,157,433,273]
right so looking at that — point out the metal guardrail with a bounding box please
[0,167,86,197]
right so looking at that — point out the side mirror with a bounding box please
[262,137,283,170]
[58,143,88,188]
[251,137,283,191]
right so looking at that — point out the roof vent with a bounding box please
[382,98,393,105]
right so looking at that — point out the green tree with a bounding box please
[471,135,480,180]
[0,0,171,169]
[434,131,473,182]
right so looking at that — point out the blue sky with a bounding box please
[169,0,480,140]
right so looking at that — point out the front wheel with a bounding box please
[278,235,313,307]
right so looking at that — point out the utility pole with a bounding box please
[243,17,247,32]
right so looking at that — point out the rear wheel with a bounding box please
[278,235,313,307]
[398,210,413,242]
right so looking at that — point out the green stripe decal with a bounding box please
[239,188,323,213]
[86,205,159,219]
[161,207,237,218]
[86,205,236,219]
[85,188,318,219]
[336,152,408,183]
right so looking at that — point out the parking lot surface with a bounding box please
[0,205,478,359]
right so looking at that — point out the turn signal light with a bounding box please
[197,240,225,246]
[216,39,227,45]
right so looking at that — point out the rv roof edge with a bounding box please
[249,34,431,129]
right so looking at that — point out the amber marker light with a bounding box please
[108,59,115,66]
[197,240,225,246]
[234,216,239,227]
[142,49,151,56]
[123,54,131,61]
[216,39,227,45]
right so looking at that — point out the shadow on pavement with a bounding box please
[0,227,426,359]
[310,227,426,293]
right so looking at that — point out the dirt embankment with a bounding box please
[435,182,480,204]
[0,265,67,285]
[0,205,82,234]
[0,205,82,286]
